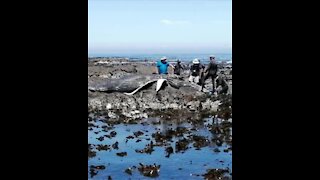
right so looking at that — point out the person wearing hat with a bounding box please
[189,58,204,84]
[201,55,218,92]
[156,56,174,74]
[173,59,184,75]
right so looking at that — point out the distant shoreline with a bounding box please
[88,53,232,63]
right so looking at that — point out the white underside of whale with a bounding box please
[124,79,167,95]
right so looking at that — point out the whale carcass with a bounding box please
[88,74,204,95]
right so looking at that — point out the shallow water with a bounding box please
[88,117,232,180]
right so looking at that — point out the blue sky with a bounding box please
[88,0,232,54]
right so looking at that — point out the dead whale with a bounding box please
[88,74,207,95]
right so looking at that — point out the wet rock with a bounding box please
[165,146,174,158]
[212,137,223,147]
[210,125,222,134]
[97,136,104,141]
[192,135,210,149]
[202,168,230,180]
[88,149,96,158]
[89,169,97,178]
[124,119,139,124]
[125,167,133,175]
[133,131,144,137]
[101,125,114,131]
[175,138,190,152]
[166,127,187,137]
[90,165,106,170]
[176,127,188,136]
[110,131,117,137]
[221,121,232,129]
[89,165,106,178]
[96,144,111,151]
[107,112,118,119]
[105,131,117,139]
[88,123,97,128]
[152,120,161,125]
[126,135,135,139]
[112,141,119,150]
[104,134,112,138]
[116,152,127,157]
[152,131,172,143]
[138,163,160,177]
[214,148,221,153]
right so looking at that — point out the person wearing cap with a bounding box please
[189,58,205,84]
[201,55,218,92]
[156,56,174,74]
[173,59,184,75]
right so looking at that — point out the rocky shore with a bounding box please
[88,58,232,119]
[88,57,232,179]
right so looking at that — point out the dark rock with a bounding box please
[112,141,119,150]
[214,148,221,153]
[202,168,230,180]
[126,135,135,139]
[90,165,106,170]
[110,131,117,137]
[96,144,111,151]
[125,167,133,175]
[165,146,174,158]
[88,149,96,158]
[89,169,97,178]
[97,136,104,141]
[175,138,189,152]
[192,135,210,149]
[116,152,127,157]
[138,163,160,177]
[133,131,144,137]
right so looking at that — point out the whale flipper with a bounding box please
[124,79,158,95]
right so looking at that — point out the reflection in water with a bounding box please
[88,116,232,179]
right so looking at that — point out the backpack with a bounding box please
[191,64,200,76]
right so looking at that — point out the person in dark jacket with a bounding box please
[173,59,183,75]
[201,55,218,92]
[189,59,205,84]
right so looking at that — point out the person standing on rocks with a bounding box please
[173,59,184,75]
[189,58,204,84]
[201,55,218,92]
[156,57,174,74]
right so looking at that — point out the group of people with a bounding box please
[156,55,227,94]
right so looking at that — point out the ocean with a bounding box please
[88,53,232,64]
